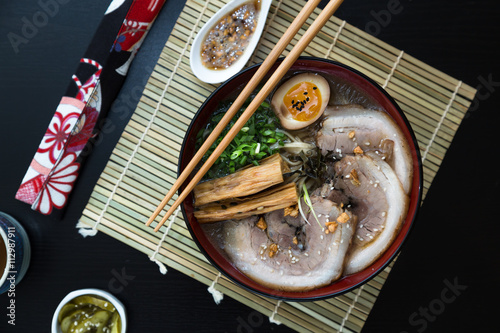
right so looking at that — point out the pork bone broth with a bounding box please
[195,70,413,292]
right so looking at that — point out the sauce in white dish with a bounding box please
[201,1,260,70]
[190,0,272,84]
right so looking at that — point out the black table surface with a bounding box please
[1,0,499,332]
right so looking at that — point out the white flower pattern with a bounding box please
[33,152,80,215]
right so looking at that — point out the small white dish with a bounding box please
[52,288,127,333]
[190,0,272,84]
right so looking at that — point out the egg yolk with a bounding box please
[283,81,322,121]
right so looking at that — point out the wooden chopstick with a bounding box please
[148,0,344,231]
[145,0,322,227]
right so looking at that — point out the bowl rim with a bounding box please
[179,56,423,301]
[51,288,127,333]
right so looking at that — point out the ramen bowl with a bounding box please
[179,57,422,300]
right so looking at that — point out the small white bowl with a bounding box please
[52,288,127,333]
[190,0,272,84]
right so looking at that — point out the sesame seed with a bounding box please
[318,250,321,255]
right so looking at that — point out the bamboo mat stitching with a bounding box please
[325,20,346,59]
[270,300,283,325]
[339,285,364,332]
[207,272,224,304]
[421,80,462,163]
[149,206,181,274]
[383,50,404,89]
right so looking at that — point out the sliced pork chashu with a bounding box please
[223,193,357,292]
[317,104,413,194]
[334,154,409,275]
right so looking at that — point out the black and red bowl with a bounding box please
[178,57,423,301]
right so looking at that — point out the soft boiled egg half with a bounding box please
[271,73,330,130]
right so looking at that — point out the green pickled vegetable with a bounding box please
[61,307,95,333]
[58,303,79,323]
[58,294,121,333]
[71,310,111,333]
[72,295,116,312]
[109,311,122,333]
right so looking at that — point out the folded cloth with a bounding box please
[16,0,166,215]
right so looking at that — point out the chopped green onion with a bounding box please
[195,98,282,180]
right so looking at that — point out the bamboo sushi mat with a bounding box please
[78,0,477,332]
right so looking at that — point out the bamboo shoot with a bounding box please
[194,183,298,223]
[193,153,290,207]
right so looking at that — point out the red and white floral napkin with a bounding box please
[16,0,166,215]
